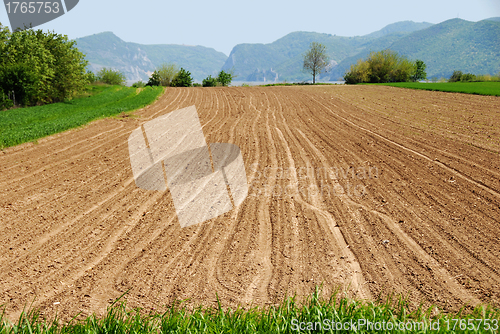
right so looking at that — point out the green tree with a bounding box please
[303,42,330,84]
[449,70,463,82]
[0,63,37,105]
[86,70,97,84]
[217,70,233,86]
[0,24,9,58]
[412,60,427,82]
[0,24,88,105]
[366,50,414,83]
[202,75,218,87]
[42,31,88,101]
[0,87,14,110]
[146,71,161,87]
[344,50,419,84]
[460,73,476,82]
[171,68,193,87]
[1,27,55,103]
[343,58,370,84]
[97,68,126,85]
[156,63,179,86]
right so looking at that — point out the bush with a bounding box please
[171,68,193,87]
[86,71,98,84]
[412,60,427,82]
[461,73,476,82]
[0,63,37,106]
[343,50,425,84]
[475,74,497,82]
[0,88,14,110]
[132,81,145,88]
[217,70,233,86]
[202,71,234,87]
[449,70,463,82]
[343,58,370,84]
[97,68,126,85]
[193,83,202,87]
[0,24,88,105]
[449,71,478,82]
[156,63,179,86]
[202,75,218,87]
[146,71,161,87]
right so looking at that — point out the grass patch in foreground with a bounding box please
[0,85,164,149]
[376,82,500,96]
[1,288,499,333]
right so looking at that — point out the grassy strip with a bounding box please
[376,82,500,96]
[1,289,499,333]
[0,85,164,149]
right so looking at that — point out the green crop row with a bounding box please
[0,85,164,149]
[1,288,499,333]
[376,82,500,96]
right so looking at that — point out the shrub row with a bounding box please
[344,50,426,84]
[0,24,88,108]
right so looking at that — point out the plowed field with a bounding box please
[1,85,499,320]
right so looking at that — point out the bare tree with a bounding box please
[303,42,330,84]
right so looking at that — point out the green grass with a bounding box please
[1,288,499,333]
[376,82,500,96]
[0,85,164,149]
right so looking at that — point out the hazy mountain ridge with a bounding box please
[383,18,500,78]
[75,32,227,82]
[225,18,500,82]
[75,18,500,83]
[223,21,436,82]
[363,21,434,39]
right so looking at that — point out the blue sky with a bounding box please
[1,0,499,55]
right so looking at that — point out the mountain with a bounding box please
[223,21,434,82]
[223,19,500,82]
[369,18,500,79]
[223,32,364,82]
[363,21,434,39]
[75,32,227,83]
[76,18,500,84]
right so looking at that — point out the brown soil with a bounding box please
[0,85,499,321]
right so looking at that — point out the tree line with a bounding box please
[0,23,88,109]
[343,50,426,84]
[0,24,234,110]
[138,63,233,88]
[89,64,234,88]
[302,43,427,84]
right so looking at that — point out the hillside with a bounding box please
[223,21,433,82]
[75,18,499,84]
[382,18,500,78]
[75,32,228,83]
[363,20,434,39]
[223,32,362,82]
[223,19,500,82]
